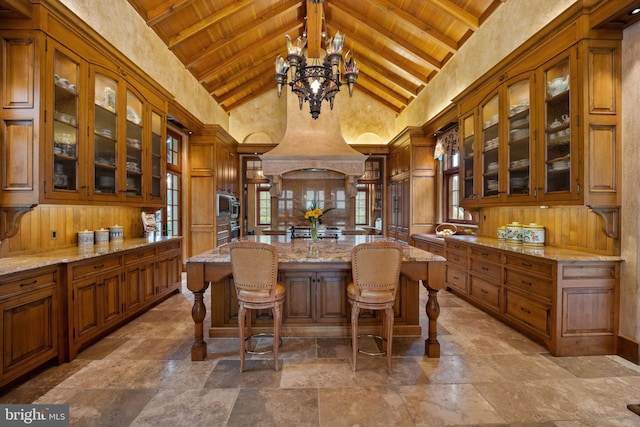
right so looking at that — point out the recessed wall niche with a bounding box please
[276,170,351,227]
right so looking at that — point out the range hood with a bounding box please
[260,89,366,196]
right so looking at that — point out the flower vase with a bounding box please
[310,219,318,241]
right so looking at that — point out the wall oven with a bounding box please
[217,194,240,219]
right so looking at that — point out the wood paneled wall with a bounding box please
[0,204,146,256]
[478,205,619,255]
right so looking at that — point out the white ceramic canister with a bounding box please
[77,230,94,247]
[109,225,124,242]
[506,222,523,244]
[496,226,507,240]
[94,228,109,244]
[522,223,545,246]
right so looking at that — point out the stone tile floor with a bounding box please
[2,274,640,426]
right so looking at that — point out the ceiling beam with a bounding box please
[429,0,479,30]
[356,70,411,106]
[167,0,254,49]
[356,62,418,99]
[327,2,443,70]
[306,0,324,58]
[196,21,303,83]
[353,85,403,113]
[209,47,284,95]
[222,84,276,112]
[215,71,275,102]
[367,0,458,53]
[328,24,430,86]
[143,0,194,26]
[184,0,301,69]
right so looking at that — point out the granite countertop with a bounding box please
[187,235,446,264]
[442,234,623,262]
[0,236,183,278]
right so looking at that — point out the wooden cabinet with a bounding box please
[386,127,437,242]
[456,24,621,217]
[66,239,182,360]
[444,237,619,356]
[411,235,445,291]
[188,125,239,256]
[0,266,58,388]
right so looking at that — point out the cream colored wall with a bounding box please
[397,0,577,130]
[229,85,397,145]
[58,0,229,129]
[620,22,640,341]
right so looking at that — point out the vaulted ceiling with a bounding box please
[124,0,505,114]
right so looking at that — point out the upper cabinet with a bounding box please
[456,20,621,223]
[1,8,171,215]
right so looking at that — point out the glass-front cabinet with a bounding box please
[540,53,578,202]
[506,76,533,202]
[125,90,144,200]
[149,111,164,202]
[461,113,476,202]
[481,93,499,200]
[45,44,84,200]
[92,71,119,200]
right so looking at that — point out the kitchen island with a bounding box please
[186,235,446,361]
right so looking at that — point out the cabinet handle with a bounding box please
[521,280,532,286]
[521,262,532,267]
[20,279,38,287]
[480,289,488,294]
[481,252,489,256]
[481,266,489,271]
[520,307,531,314]
[94,264,104,269]
[453,275,460,280]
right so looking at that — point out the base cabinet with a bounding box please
[444,238,619,356]
[0,267,58,388]
[66,239,182,360]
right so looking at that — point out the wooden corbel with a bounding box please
[587,205,620,239]
[0,205,35,240]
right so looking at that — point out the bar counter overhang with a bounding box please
[186,235,446,361]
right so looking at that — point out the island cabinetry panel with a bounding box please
[444,237,619,356]
[411,236,445,291]
[0,266,58,388]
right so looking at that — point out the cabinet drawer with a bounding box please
[470,275,500,310]
[446,266,468,293]
[470,258,501,280]
[504,254,553,278]
[158,242,181,254]
[446,241,469,253]
[446,250,468,268]
[504,289,551,337]
[71,256,122,281]
[427,244,444,257]
[0,268,58,298]
[470,247,502,264]
[124,248,156,264]
[505,268,552,300]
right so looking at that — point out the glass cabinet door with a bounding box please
[506,77,532,198]
[150,111,163,200]
[93,72,118,197]
[461,114,476,201]
[125,90,143,198]
[481,94,499,199]
[52,49,80,196]
[543,57,572,195]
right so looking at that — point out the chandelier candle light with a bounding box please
[274,0,358,119]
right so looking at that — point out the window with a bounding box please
[443,152,465,221]
[354,185,368,225]
[165,128,182,236]
[257,183,271,226]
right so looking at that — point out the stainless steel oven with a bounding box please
[230,220,240,242]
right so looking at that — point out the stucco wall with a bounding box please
[59,0,229,129]
[621,22,640,341]
[396,0,577,131]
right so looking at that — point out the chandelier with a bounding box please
[274,0,358,120]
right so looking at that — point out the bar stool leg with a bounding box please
[273,302,283,371]
[385,306,394,374]
[239,305,247,372]
[351,304,360,372]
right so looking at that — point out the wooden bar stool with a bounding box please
[347,241,403,373]
[229,241,285,372]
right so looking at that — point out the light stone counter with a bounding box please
[0,236,183,278]
[443,235,623,261]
